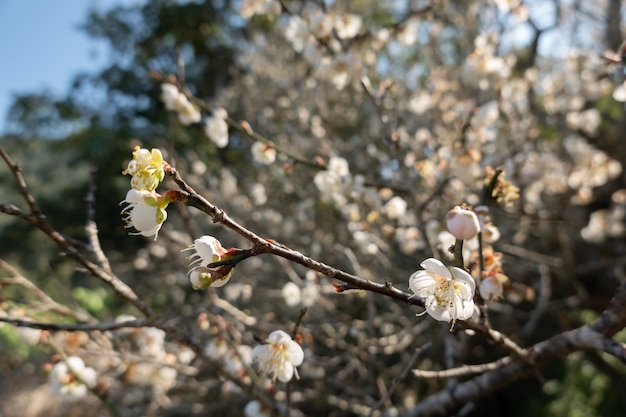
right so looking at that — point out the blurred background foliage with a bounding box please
[1,0,626,416]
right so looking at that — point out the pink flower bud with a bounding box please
[446,206,480,240]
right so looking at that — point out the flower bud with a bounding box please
[446,206,480,240]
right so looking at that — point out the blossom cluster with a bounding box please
[120,147,170,240]
[161,83,231,148]
[49,356,97,400]
[160,83,201,125]
[183,235,237,289]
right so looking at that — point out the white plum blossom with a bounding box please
[284,15,310,52]
[446,206,481,240]
[282,282,302,307]
[122,146,165,191]
[136,327,167,360]
[327,156,350,177]
[307,9,334,38]
[184,235,235,289]
[252,330,304,382]
[314,156,351,203]
[397,18,420,46]
[240,0,280,19]
[160,83,180,111]
[383,196,408,220]
[251,141,277,165]
[334,13,362,39]
[49,356,97,400]
[204,108,229,148]
[121,189,169,240]
[409,258,476,326]
[175,94,202,125]
[160,83,201,125]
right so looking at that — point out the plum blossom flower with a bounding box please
[184,236,235,289]
[160,83,201,125]
[121,189,169,240]
[175,94,202,125]
[334,13,362,39]
[383,196,408,220]
[251,141,277,165]
[314,156,351,203]
[204,108,229,148]
[240,0,281,19]
[252,330,304,383]
[446,206,481,240]
[282,282,302,307]
[160,83,180,111]
[49,356,97,400]
[284,15,310,52]
[306,9,333,39]
[409,258,476,326]
[122,146,165,191]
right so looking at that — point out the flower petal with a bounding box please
[420,258,451,279]
[409,270,436,296]
[450,267,476,294]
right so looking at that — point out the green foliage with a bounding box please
[71,287,109,317]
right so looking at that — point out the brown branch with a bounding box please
[0,148,155,319]
[166,166,425,308]
[0,258,93,322]
[405,281,626,416]
[0,317,149,332]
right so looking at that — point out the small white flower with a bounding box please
[284,15,310,52]
[409,258,476,325]
[383,196,408,220]
[252,330,304,382]
[136,327,167,360]
[446,206,481,240]
[307,9,333,38]
[328,156,350,176]
[334,13,362,39]
[49,356,97,401]
[204,109,229,148]
[123,146,165,191]
[121,189,168,240]
[281,282,302,307]
[183,236,235,289]
[160,83,180,111]
[161,83,201,124]
[175,94,201,125]
[251,142,277,165]
[240,0,280,19]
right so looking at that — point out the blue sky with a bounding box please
[0,0,142,134]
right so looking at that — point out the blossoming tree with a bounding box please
[1,0,626,416]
